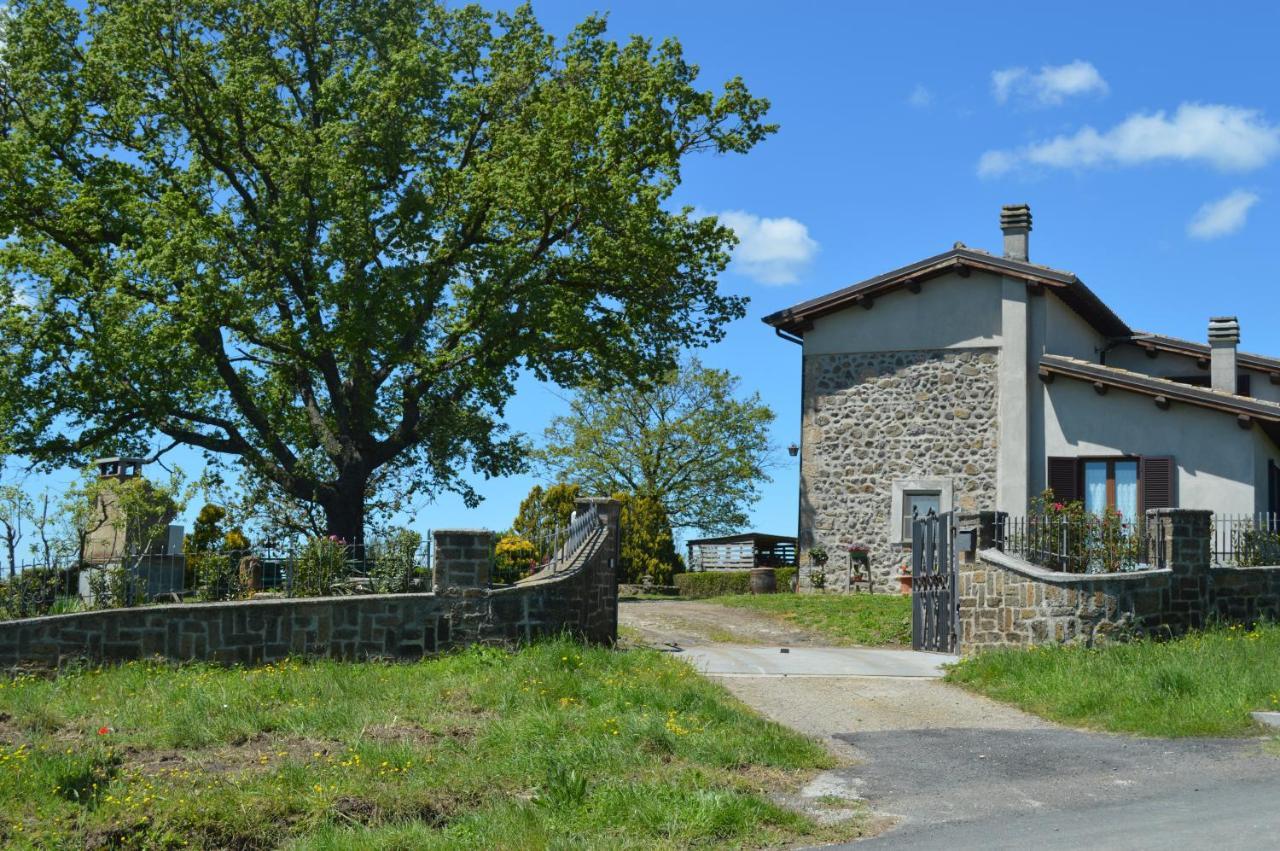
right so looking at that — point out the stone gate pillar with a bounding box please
[432,530,493,594]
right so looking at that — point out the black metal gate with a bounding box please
[911,510,958,653]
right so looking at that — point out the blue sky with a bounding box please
[11,0,1280,549]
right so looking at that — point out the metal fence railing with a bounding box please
[0,537,433,622]
[535,508,603,575]
[994,514,1149,574]
[1212,513,1280,567]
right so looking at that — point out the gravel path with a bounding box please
[619,598,833,648]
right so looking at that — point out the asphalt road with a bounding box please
[616,600,1280,848]
[830,727,1280,849]
[848,778,1280,849]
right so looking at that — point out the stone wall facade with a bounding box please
[958,509,1280,654]
[801,348,999,591]
[0,499,620,670]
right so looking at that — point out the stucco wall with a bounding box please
[1042,291,1105,362]
[800,348,999,589]
[1106,343,1280,405]
[1043,379,1258,513]
[801,271,1003,355]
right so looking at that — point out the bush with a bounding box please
[292,536,347,597]
[493,534,538,585]
[0,567,68,619]
[674,567,797,599]
[192,551,245,601]
[87,565,143,608]
[367,528,423,593]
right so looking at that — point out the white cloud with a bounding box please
[1187,190,1259,240]
[978,103,1280,177]
[907,84,933,108]
[718,210,818,286]
[992,60,1109,106]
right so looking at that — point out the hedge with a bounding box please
[674,567,798,598]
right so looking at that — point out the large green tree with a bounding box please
[540,360,774,534]
[0,0,772,542]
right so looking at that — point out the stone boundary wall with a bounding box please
[958,508,1280,654]
[0,498,620,670]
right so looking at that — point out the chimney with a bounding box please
[1000,204,1032,262]
[1208,316,1240,394]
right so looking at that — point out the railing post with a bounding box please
[977,511,1005,551]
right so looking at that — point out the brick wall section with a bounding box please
[958,508,1280,654]
[0,498,619,669]
[801,349,999,591]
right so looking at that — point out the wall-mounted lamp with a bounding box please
[787,443,799,458]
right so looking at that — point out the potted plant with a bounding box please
[807,547,829,592]
[846,544,870,593]
[897,563,913,595]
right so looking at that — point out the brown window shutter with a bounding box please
[1047,457,1079,503]
[1141,456,1175,510]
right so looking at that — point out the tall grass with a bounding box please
[0,640,860,849]
[946,623,1280,737]
[707,594,913,646]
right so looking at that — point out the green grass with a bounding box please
[705,594,913,647]
[0,639,868,849]
[946,623,1280,737]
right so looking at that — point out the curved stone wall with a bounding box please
[0,500,620,670]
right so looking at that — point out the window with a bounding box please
[889,478,953,544]
[901,491,941,540]
[1083,459,1139,524]
[1047,456,1175,517]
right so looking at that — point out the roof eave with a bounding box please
[1039,355,1280,424]
[761,249,1129,339]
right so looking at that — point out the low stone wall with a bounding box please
[958,509,1280,654]
[0,498,619,669]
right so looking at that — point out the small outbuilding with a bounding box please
[685,533,797,571]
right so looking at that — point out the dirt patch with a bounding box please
[619,599,834,648]
[360,721,475,746]
[0,712,19,745]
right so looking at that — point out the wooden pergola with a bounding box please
[685,533,797,571]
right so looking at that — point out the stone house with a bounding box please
[764,205,1280,590]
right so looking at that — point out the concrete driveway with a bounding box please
[618,599,1280,848]
[672,644,954,678]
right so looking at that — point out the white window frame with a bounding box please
[889,478,954,545]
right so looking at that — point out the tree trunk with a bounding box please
[320,477,367,547]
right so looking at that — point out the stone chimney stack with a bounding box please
[1208,317,1240,394]
[1000,204,1032,262]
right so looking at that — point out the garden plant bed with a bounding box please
[946,623,1280,738]
[0,640,871,849]
[704,594,914,648]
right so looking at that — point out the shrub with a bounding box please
[367,528,423,593]
[674,567,797,599]
[493,534,538,585]
[617,492,682,584]
[0,567,67,619]
[87,565,143,608]
[292,536,347,596]
[192,552,244,601]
